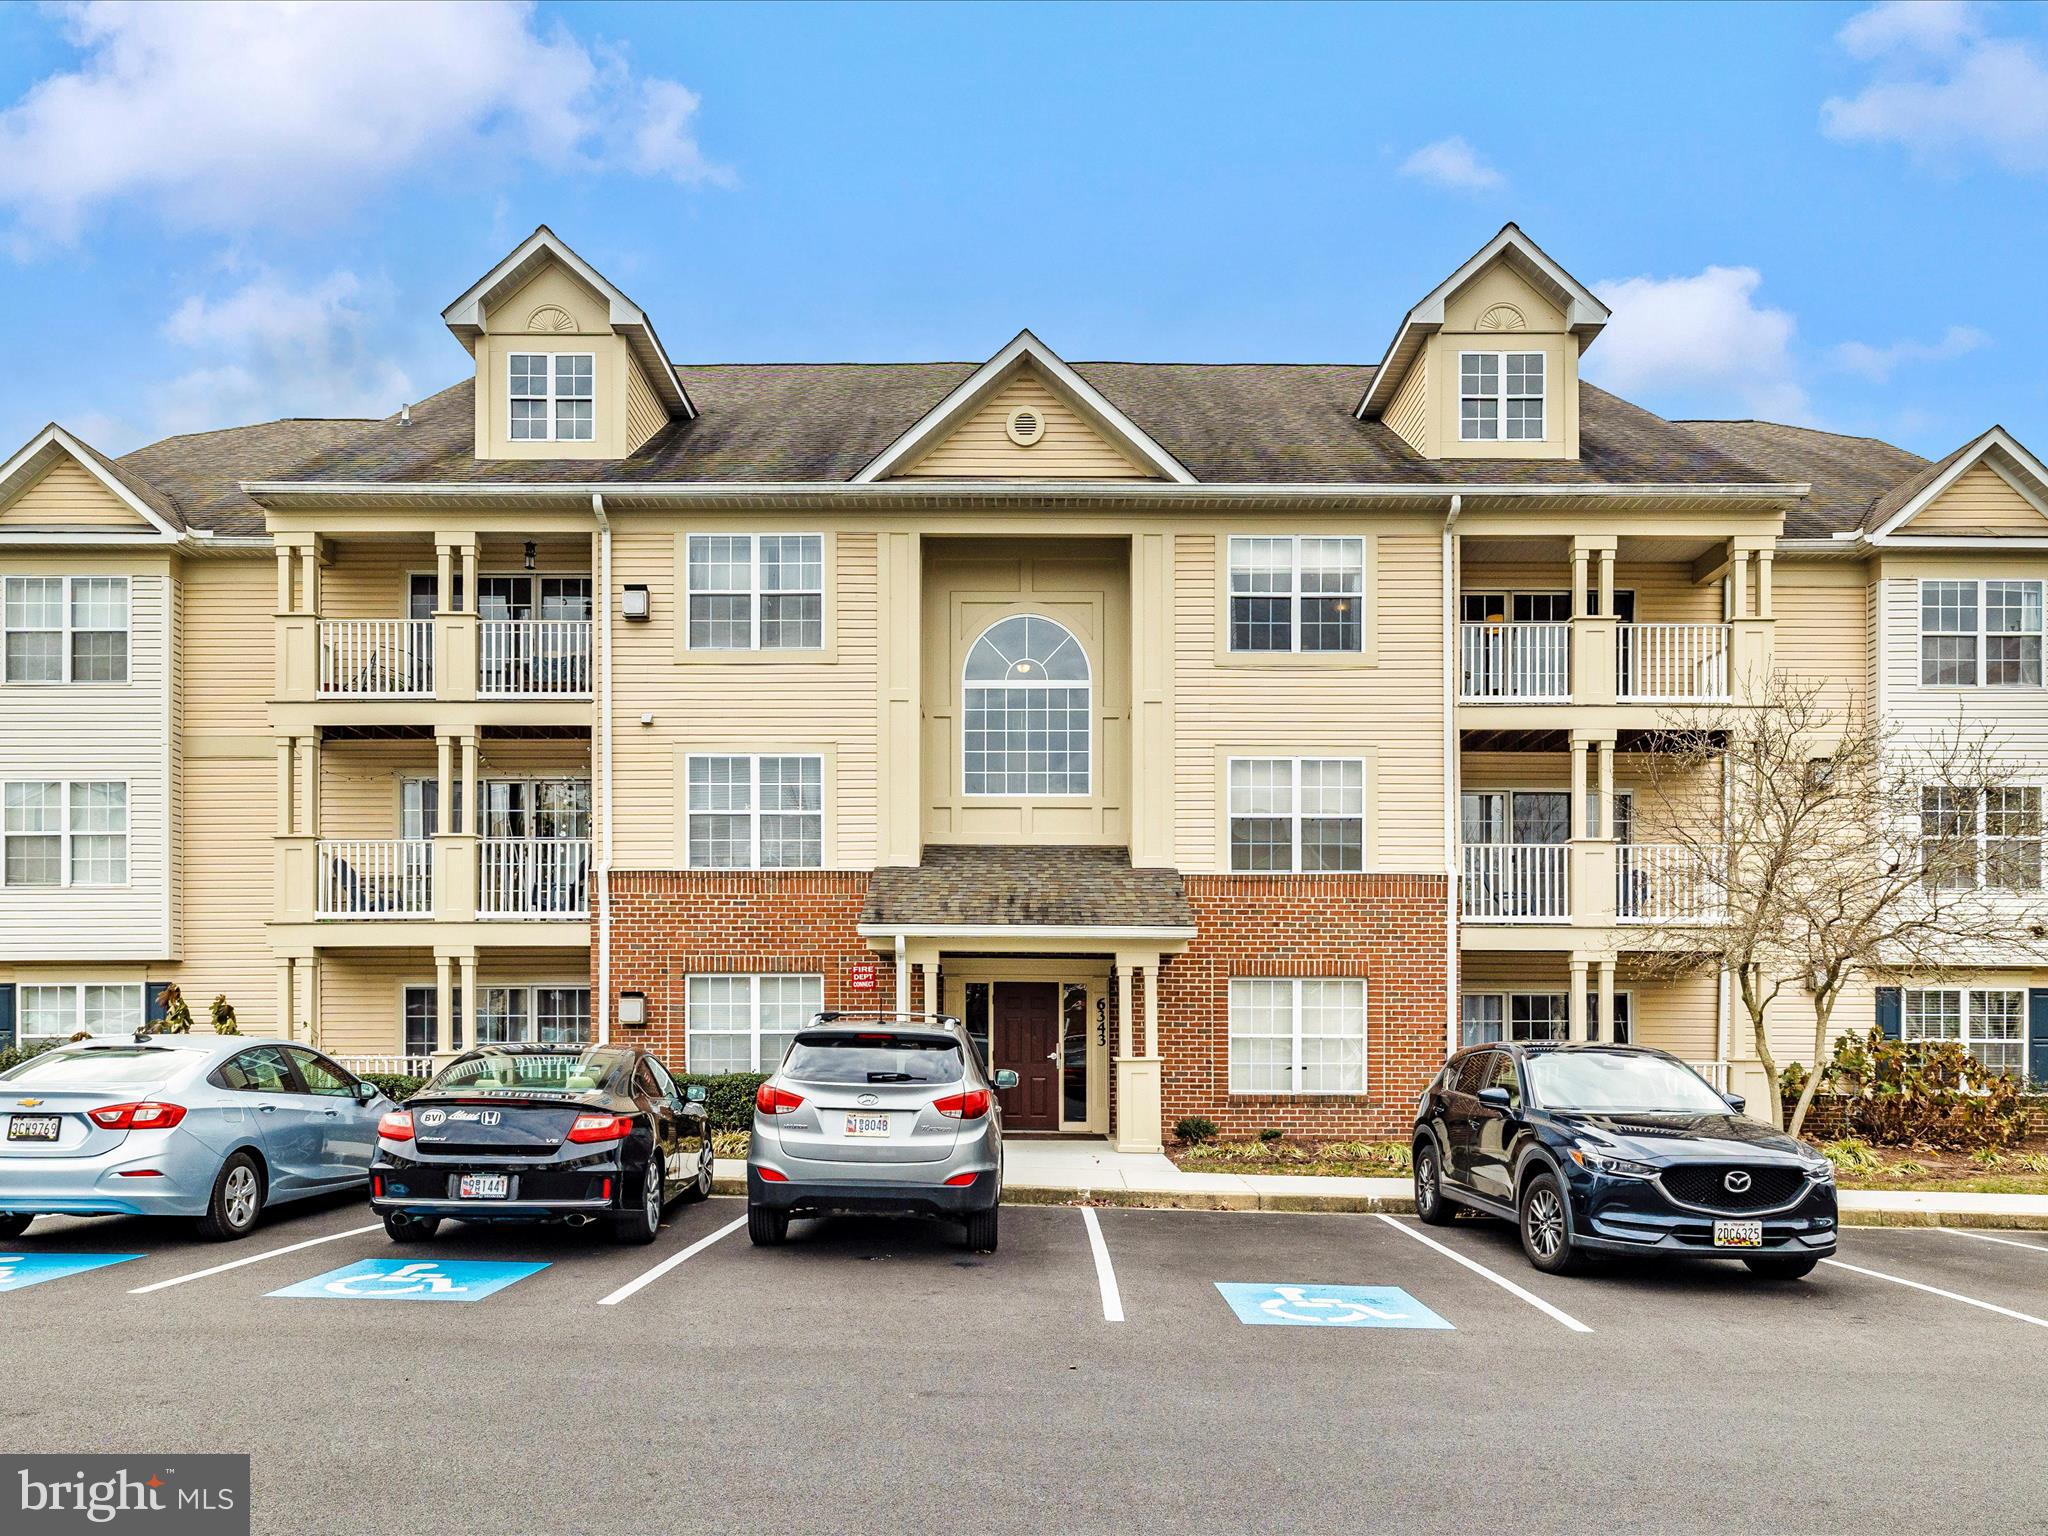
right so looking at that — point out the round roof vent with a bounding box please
[1005,406,1047,447]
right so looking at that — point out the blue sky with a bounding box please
[2,0,2044,461]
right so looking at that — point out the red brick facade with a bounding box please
[604,868,1451,1140]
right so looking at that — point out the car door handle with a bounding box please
[257,1104,276,1113]
[323,1110,339,1119]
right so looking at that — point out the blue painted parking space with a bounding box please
[0,1252,143,1292]
[268,1258,548,1303]
[1215,1282,1454,1329]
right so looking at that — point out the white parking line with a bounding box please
[1080,1206,1124,1323]
[1940,1227,2048,1256]
[1821,1257,2048,1329]
[1374,1215,1593,1334]
[128,1224,383,1294]
[597,1214,747,1307]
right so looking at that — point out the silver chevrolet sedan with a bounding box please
[0,1034,392,1240]
[745,1012,1016,1251]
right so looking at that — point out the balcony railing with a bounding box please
[317,839,432,918]
[1617,843,1724,923]
[1617,623,1730,703]
[1687,1060,1732,1094]
[477,837,592,919]
[479,619,593,697]
[319,619,434,697]
[333,1054,438,1078]
[1461,843,1569,922]
[1459,622,1571,703]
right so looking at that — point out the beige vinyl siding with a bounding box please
[318,739,592,839]
[1460,558,1723,624]
[900,372,1151,479]
[315,947,590,1055]
[0,459,152,529]
[174,758,276,1027]
[626,360,666,452]
[1383,356,1427,454]
[1459,751,1716,842]
[1771,558,1870,717]
[609,524,880,869]
[1173,527,1445,873]
[180,559,274,735]
[1458,952,1720,1061]
[1905,462,2048,533]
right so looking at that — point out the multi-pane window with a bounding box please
[19,983,143,1040]
[2,780,126,886]
[685,533,824,650]
[1227,977,1367,1094]
[1903,988,2026,1076]
[4,575,129,683]
[1459,991,1634,1046]
[686,755,823,868]
[508,353,595,442]
[1459,351,1545,441]
[1920,579,2043,687]
[1228,758,1364,872]
[472,984,590,1045]
[1228,537,1365,653]
[962,615,1091,796]
[685,973,822,1073]
[1921,786,2042,892]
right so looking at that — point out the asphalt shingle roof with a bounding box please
[862,845,1193,930]
[115,416,386,534]
[1673,419,1930,538]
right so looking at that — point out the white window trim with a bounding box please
[961,615,1095,800]
[1901,986,2027,1074]
[1226,536,1366,655]
[1458,350,1546,442]
[2,574,130,686]
[1,777,130,889]
[1227,756,1366,873]
[1460,989,1634,1044]
[684,754,825,870]
[1226,976,1369,1097]
[1917,578,2045,689]
[684,972,824,1073]
[1919,784,2043,892]
[684,533,827,652]
[507,351,596,443]
[471,981,592,1045]
[17,981,145,1040]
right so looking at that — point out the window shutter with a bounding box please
[1875,987,1903,1041]
[2028,989,2048,1089]
[145,984,168,1028]
[0,985,14,1049]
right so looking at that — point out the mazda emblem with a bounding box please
[1724,1170,1752,1193]
[857,1093,880,1107]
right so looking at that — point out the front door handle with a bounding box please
[258,1104,276,1114]
[1046,1050,1060,1062]
[323,1110,339,1119]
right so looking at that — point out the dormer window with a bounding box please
[509,352,595,443]
[1459,350,1544,441]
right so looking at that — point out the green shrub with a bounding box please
[1174,1115,1220,1146]
[360,1072,426,1103]
[2013,1152,2048,1174]
[0,1038,65,1075]
[1259,1127,1285,1143]
[677,1073,769,1133]
[1365,1141,1414,1174]
[1816,1027,2028,1151]
[1821,1137,1881,1174]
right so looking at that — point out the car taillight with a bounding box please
[566,1113,634,1144]
[755,1083,804,1115]
[377,1110,414,1141]
[757,1166,788,1182]
[932,1089,990,1120]
[87,1101,187,1130]
[943,1171,979,1187]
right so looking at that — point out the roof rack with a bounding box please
[807,1010,964,1030]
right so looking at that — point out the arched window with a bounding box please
[963,615,1091,797]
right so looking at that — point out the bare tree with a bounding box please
[1630,672,2041,1136]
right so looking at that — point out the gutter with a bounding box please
[857,923,1198,942]
[593,492,613,1047]
[1442,493,1461,1059]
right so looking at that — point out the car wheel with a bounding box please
[747,1201,788,1246]
[1414,1143,1454,1226]
[963,1200,1000,1253]
[1518,1169,1582,1275]
[383,1212,439,1243]
[0,1214,32,1239]
[679,1136,714,1203]
[1743,1254,1821,1280]
[614,1158,664,1245]
[195,1152,265,1242]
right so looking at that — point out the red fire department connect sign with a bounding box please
[849,962,878,992]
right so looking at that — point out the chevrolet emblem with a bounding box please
[17,1098,42,1108]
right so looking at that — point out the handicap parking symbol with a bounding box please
[269,1258,547,1303]
[1215,1282,1453,1330]
[0,1252,142,1292]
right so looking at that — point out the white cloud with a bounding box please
[0,1,730,249]
[1397,136,1505,192]
[1585,266,1808,421]
[1823,2,2048,173]
[1830,324,1989,383]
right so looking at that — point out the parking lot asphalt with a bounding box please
[5,1195,2046,1536]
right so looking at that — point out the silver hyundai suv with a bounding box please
[745,1012,1016,1252]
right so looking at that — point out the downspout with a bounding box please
[1442,494,1461,1058]
[593,492,613,1046]
[895,932,908,1014]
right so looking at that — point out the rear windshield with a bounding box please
[428,1048,628,1096]
[782,1035,965,1086]
[1,1047,182,1088]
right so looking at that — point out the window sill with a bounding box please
[674,646,836,667]
[1213,649,1377,670]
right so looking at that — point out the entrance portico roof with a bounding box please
[859,845,1194,939]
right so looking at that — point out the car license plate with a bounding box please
[843,1113,891,1138]
[1714,1220,1764,1248]
[7,1115,60,1142]
[458,1173,510,1200]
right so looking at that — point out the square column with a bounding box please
[1113,959,1163,1154]
[458,954,479,1052]
[1596,958,1616,1045]
[1568,955,1590,1042]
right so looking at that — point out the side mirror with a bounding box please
[992,1069,1020,1090]
[1476,1085,1514,1112]
[1722,1092,1746,1114]
[353,1080,381,1104]
[684,1083,708,1104]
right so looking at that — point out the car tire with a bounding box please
[679,1136,715,1203]
[963,1201,999,1253]
[195,1152,265,1242]
[1517,1169,1583,1275]
[1743,1254,1821,1280]
[614,1158,665,1245]
[383,1212,439,1243]
[747,1202,788,1246]
[0,1214,33,1239]
[1413,1143,1454,1226]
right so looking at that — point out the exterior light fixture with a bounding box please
[622,584,651,622]
[524,540,537,571]
[617,991,647,1028]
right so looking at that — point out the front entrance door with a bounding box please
[993,982,1060,1130]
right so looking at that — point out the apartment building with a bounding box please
[3,223,2044,1149]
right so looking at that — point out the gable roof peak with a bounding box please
[0,423,184,537]
[1867,423,2048,538]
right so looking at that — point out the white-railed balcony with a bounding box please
[1459,622,1570,703]
[319,619,434,697]
[477,837,592,919]
[1616,843,1724,923]
[1461,843,1569,922]
[479,619,593,698]
[1616,623,1730,704]
[1458,619,1738,706]
[316,839,433,918]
